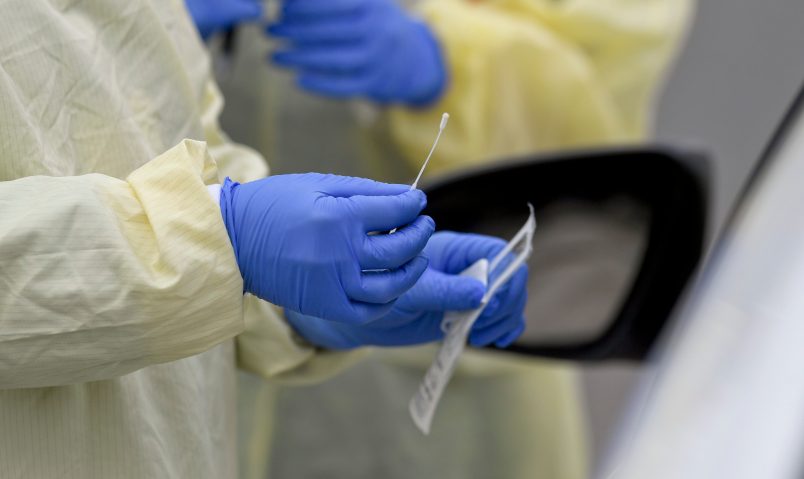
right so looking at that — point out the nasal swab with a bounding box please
[389,113,449,235]
[411,112,449,191]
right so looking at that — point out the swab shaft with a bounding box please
[390,113,449,235]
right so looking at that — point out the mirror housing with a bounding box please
[422,146,708,362]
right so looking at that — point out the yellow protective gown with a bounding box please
[0,1,357,478]
[391,0,694,173]
[221,0,693,478]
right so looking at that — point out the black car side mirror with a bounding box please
[422,146,708,362]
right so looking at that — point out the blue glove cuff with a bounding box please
[285,310,361,350]
[219,177,244,284]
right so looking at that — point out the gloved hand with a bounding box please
[219,173,435,323]
[268,0,447,106]
[286,231,528,349]
[185,0,263,39]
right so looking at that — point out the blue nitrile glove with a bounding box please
[286,231,528,349]
[185,0,263,39]
[219,173,435,324]
[268,0,447,106]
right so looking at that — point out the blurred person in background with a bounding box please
[187,0,694,477]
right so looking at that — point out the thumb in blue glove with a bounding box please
[268,0,447,106]
[185,0,263,39]
[286,267,484,349]
[286,231,528,349]
[219,173,435,324]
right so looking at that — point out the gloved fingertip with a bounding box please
[295,75,323,96]
[270,51,285,65]
[442,275,485,311]
[399,189,427,213]
[468,333,489,348]
[495,323,525,349]
[466,280,485,307]
[400,256,429,295]
[266,23,283,36]
[410,188,427,207]
[271,50,296,67]
[402,255,429,284]
[421,215,436,233]
[495,337,516,349]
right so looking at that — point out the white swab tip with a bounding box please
[439,113,450,130]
